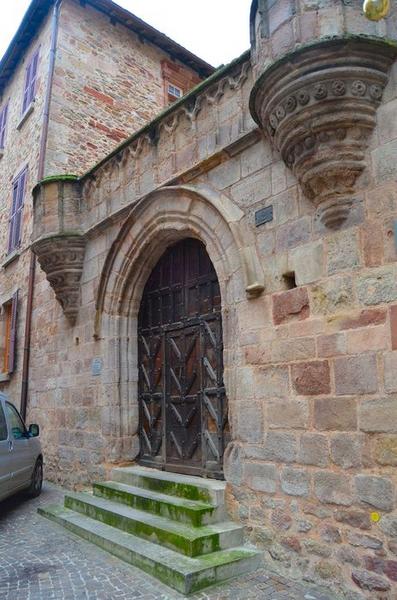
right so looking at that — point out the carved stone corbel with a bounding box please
[32,176,86,325]
[32,235,86,325]
[250,37,397,227]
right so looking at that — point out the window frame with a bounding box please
[8,167,27,255]
[1,291,19,376]
[168,83,183,99]
[22,47,40,116]
[0,101,9,150]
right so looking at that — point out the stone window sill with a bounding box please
[0,373,10,383]
[2,250,20,269]
[17,101,35,130]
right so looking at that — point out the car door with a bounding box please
[0,401,11,501]
[5,402,33,491]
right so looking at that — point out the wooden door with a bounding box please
[138,238,228,478]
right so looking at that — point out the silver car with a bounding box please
[0,392,43,502]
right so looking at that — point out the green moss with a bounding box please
[64,495,220,557]
[128,474,213,503]
[39,503,260,595]
[39,174,79,184]
[94,482,214,525]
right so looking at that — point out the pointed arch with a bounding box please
[95,183,264,334]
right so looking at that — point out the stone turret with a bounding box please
[249,0,397,227]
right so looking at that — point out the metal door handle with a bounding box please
[8,440,13,452]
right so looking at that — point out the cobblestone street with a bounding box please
[0,483,338,600]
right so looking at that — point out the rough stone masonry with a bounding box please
[3,0,397,597]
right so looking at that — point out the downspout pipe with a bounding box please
[20,0,62,420]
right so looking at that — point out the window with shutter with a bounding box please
[22,48,39,114]
[7,291,19,375]
[8,168,27,255]
[0,102,9,149]
[0,291,18,376]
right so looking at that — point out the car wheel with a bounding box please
[27,458,43,498]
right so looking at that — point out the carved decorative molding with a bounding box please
[250,37,397,227]
[82,58,251,198]
[32,235,86,325]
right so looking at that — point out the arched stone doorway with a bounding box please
[95,184,264,477]
[138,238,229,479]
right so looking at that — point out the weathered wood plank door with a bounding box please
[138,238,228,478]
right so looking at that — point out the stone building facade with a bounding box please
[0,0,210,408]
[2,0,397,596]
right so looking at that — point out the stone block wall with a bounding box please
[251,0,392,79]
[0,0,206,410]
[27,44,397,595]
[0,11,53,403]
[45,0,204,176]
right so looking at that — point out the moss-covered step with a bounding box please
[39,504,262,595]
[111,466,225,505]
[64,492,243,557]
[93,481,225,526]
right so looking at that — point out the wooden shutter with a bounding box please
[8,169,27,254]
[29,50,39,104]
[7,291,19,374]
[1,305,10,374]
[22,49,39,114]
[0,102,8,149]
[22,61,32,114]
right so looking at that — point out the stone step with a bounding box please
[64,492,243,557]
[39,504,262,595]
[111,465,225,506]
[93,480,225,526]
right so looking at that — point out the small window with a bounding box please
[167,83,183,104]
[8,168,27,254]
[0,102,9,149]
[5,402,26,440]
[0,292,18,375]
[0,404,8,441]
[22,48,39,114]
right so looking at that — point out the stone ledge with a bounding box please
[1,250,20,269]
[17,101,35,130]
